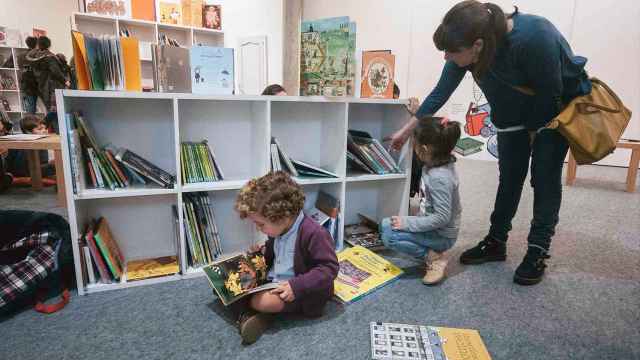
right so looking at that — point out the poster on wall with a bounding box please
[300,16,356,97]
[445,73,499,162]
[84,0,132,18]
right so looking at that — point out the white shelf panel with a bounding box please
[0,90,18,92]
[294,177,344,186]
[74,187,177,200]
[118,18,157,28]
[85,274,182,294]
[346,173,407,182]
[181,180,247,192]
[0,68,17,71]
[193,27,224,35]
[74,12,119,23]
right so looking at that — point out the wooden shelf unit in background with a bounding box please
[57,90,412,295]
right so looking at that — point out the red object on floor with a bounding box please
[12,177,56,187]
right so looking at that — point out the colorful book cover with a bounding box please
[361,50,395,99]
[84,35,105,91]
[159,0,182,25]
[126,256,179,281]
[370,322,492,360]
[202,4,221,30]
[85,0,132,18]
[153,44,192,93]
[202,251,278,306]
[300,16,356,96]
[85,228,112,283]
[190,46,234,94]
[120,37,142,91]
[190,0,203,27]
[334,246,403,304]
[131,0,155,21]
[93,217,125,281]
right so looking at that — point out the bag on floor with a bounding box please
[0,210,73,315]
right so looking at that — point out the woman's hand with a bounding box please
[390,216,403,230]
[388,128,411,152]
[270,281,295,302]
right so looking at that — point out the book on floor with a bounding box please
[334,246,402,304]
[370,322,492,360]
[344,213,384,251]
[454,137,484,156]
[126,256,180,281]
[203,251,278,306]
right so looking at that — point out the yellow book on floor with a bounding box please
[334,245,403,304]
[126,256,179,281]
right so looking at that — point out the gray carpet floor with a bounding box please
[1,159,639,360]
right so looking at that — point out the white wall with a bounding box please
[0,0,79,56]
[303,0,640,167]
[217,0,284,86]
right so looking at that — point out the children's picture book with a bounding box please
[152,44,192,93]
[291,159,338,178]
[126,256,179,281]
[131,0,155,21]
[334,246,402,304]
[370,322,492,360]
[190,46,234,94]
[361,50,395,99]
[85,0,131,18]
[344,213,384,251]
[202,4,221,30]
[203,251,278,306]
[454,137,484,156]
[300,16,356,96]
[159,0,182,24]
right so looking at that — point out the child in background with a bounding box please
[232,171,339,345]
[380,116,462,285]
[5,115,55,179]
[0,115,13,192]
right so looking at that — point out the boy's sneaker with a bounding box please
[513,247,550,286]
[423,250,448,285]
[238,310,272,345]
[459,236,507,265]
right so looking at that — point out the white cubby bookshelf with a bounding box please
[0,45,48,127]
[71,12,224,89]
[56,90,412,295]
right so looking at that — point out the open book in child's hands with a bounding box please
[203,251,278,306]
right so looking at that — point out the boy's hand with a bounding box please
[249,243,265,254]
[391,216,403,230]
[270,281,295,302]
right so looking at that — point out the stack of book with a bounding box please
[71,31,142,91]
[347,130,401,175]
[80,217,125,284]
[305,190,340,247]
[182,192,223,268]
[270,137,338,178]
[180,141,224,183]
[344,213,385,251]
[66,112,175,191]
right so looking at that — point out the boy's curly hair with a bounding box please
[235,171,305,223]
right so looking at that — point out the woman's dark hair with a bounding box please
[25,36,38,49]
[413,117,461,167]
[261,84,286,95]
[37,36,52,50]
[433,1,516,79]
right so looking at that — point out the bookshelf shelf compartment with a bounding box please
[74,187,177,200]
[85,274,183,294]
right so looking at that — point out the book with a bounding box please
[159,0,182,25]
[132,0,155,21]
[82,246,97,285]
[93,217,125,281]
[202,4,221,30]
[190,46,234,95]
[182,192,222,267]
[152,44,192,93]
[370,322,492,360]
[189,0,203,27]
[115,148,175,188]
[271,137,299,177]
[291,159,338,178]
[126,256,180,281]
[344,213,385,251]
[85,228,112,283]
[455,137,484,156]
[334,246,402,304]
[202,251,278,306]
[85,0,131,17]
[361,50,395,99]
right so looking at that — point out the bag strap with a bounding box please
[489,70,536,96]
[575,78,623,114]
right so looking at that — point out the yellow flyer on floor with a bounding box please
[334,245,403,304]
